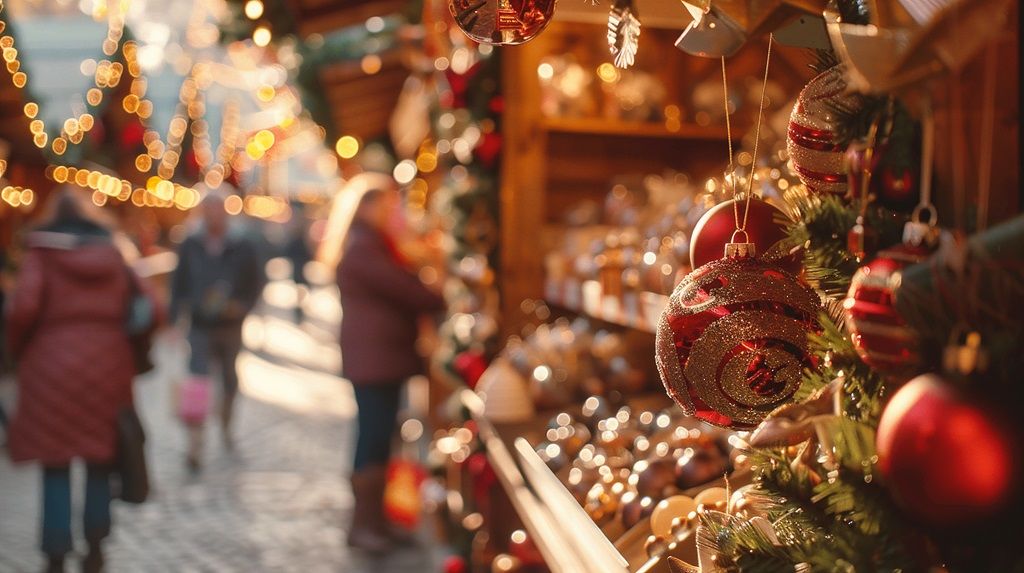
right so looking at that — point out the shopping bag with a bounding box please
[113,406,149,503]
[383,459,427,529]
[176,375,212,424]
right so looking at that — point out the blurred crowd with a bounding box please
[0,174,447,572]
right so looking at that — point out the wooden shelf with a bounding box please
[460,390,631,573]
[542,117,730,141]
[546,278,669,334]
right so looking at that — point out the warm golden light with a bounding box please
[335,135,359,159]
[244,0,264,19]
[254,129,275,150]
[360,54,382,75]
[257,84,275,102]
[23,102,38,118]
[225,194,244,215]
[597,63,620,83]
[253,26,272,47]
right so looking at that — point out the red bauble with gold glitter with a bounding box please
[876,373,1017,526]
[843,242,929,379]
[787,67,862,195]
[689,198,801,274]
[656,255,820,430]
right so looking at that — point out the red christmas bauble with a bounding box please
[787,67,862,195]
[656,255,820,430]
[689,198,800,274]
[876,374,1016,526]
[845,141,919,207]
[843,243,928,379]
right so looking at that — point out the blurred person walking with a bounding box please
[331,174,446,553]
[169,189,265,470]
[4,189,157,573]
[284,217,312,323]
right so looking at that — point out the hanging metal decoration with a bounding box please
[608,0,641,69]
[449,0,557,45]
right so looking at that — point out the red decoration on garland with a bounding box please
[876,373,1016,526]
[787,67,861,195]
[121,121,145,148]
[442,555,467,573]
[473,131,502,169]
[689,198,800,273]
[656,255,820,430]
[843,242,929,380]
[453,350,488,389]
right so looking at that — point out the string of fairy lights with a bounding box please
[0,0,286,216]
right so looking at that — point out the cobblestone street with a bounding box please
[0,278,442,572]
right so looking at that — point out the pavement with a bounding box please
[0,269,444,573]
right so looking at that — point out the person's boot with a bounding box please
[220,395,236,452]
[347,465,392,554]
[43,555,64,573]
[81,543,104,573]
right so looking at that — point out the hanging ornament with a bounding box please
[843,241,929,379]
[845,101,940,379]
[659,35,818,430]
[656,255,820,429]
[876,373,1016,526]
[689,198,800,273]
[448,0,556,45]
[608,0,641,69]
[675,2,747,58]
[787,66,863,195]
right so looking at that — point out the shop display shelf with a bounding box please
[461,389,631,573]
[546,278,669,334]
[542,117,730,141]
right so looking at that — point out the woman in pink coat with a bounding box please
[6,190,152,573]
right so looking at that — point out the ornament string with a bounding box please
[976,42,998,233]
[912,96,936,227]
[949,73,967,232]
[726,34,773,245]
[721,56,735,183]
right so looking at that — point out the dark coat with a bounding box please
[169,230,265,328]
[5,227,139,465]
[336,223,445,385]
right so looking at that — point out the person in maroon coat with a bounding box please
[334,174,445,553]
[5,190,152,573]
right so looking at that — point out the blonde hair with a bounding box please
[317,172,395,269]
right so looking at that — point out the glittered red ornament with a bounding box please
[876,374,1016,526]
[656,255,821,430]
[689,198,800,274]
[448,0,555,45]
[843,243,929,379]
[787,67,862,195]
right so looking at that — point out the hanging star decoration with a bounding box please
[681,0,827,39]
